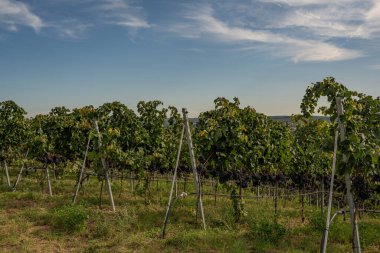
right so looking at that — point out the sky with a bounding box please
[0,0,380,117]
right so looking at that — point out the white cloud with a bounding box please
[370,64,380,70]
[99,0,128,10]
[56,23,92,39]
[97,0,151,28]
[288,40,363,62]
[366,1,380,21]
[0,0,150,39]
[171,5,363,62]
[277,7,367,38]
[263,0,380,40]
[116,16,151,28]
[360,1,380,38]
[261,0,356,6]
[0,0,43,32]
[46,0,151,39]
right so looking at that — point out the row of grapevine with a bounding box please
[0,77,379,251]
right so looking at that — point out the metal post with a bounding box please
[46,164,53,196]
[321,176,324,214]
[73,136,91,204]
[4,160,11,187]
[320,98,341,253]
[183,108,206,230]
[94,119,116,212]
[162,124,185,238]
[336,98,361,253]
[321,97,361,253]
[345,173,361,253]
[130,171,134,193]
[13,150,29,191]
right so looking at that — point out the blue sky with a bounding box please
[0,0,379,117]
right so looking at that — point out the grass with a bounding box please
[0,169,379,252]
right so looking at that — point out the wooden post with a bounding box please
[99,180,104,208]
[275,178,278,217]
[257,185,260,200]
[301,187,305,222]
[53,163,57,180]
[183,176,187,193]
[214,179,218,206]
[130,171,134,193]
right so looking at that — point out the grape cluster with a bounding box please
[352,175,371,201]
[36,152,66,164]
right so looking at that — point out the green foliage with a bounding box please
[0,100,27,157]
[196,97,249,172]
[301,77,380,176]
[196,97,294,221]
[51,204,88,233]
[292,116,332,180]
[308,211,326,233]
[250,219,287,244]
[230,188,246,222]
[94,221,110,238]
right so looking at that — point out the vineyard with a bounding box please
[1,77,380,253]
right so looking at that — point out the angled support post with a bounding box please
[94,119,116,212]
[321,123,339,253]
[4,160,11,188]
[161,108,206,238]
[12,149,29,191]
[72,136,91,204]
[183,108,206,230]
[336,99,361,253]
[321,97,343,253]
[321,97,361,253]
[162,124,185,238]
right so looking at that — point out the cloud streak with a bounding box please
[0,0,151,39]
[170,4,363,62]
[370,64,380,70]
[261,0,356,6]
[261,0,380,41]
[97,0,151,28]
[0,0,43,32]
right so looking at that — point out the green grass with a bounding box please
[0,170,379,252]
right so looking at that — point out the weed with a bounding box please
[250,219,287,244]
[308,211,326,233]
[94,221,110,238]
[51,204,88,233]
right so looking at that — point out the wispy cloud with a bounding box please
[370,64,380,70]
[97,0,151,29]
[0,0,151,39]
[53,22,92,40]
[170,4,363,62]
[262,0,380,40]
[0,0,43,32]
[261,0,356,6]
